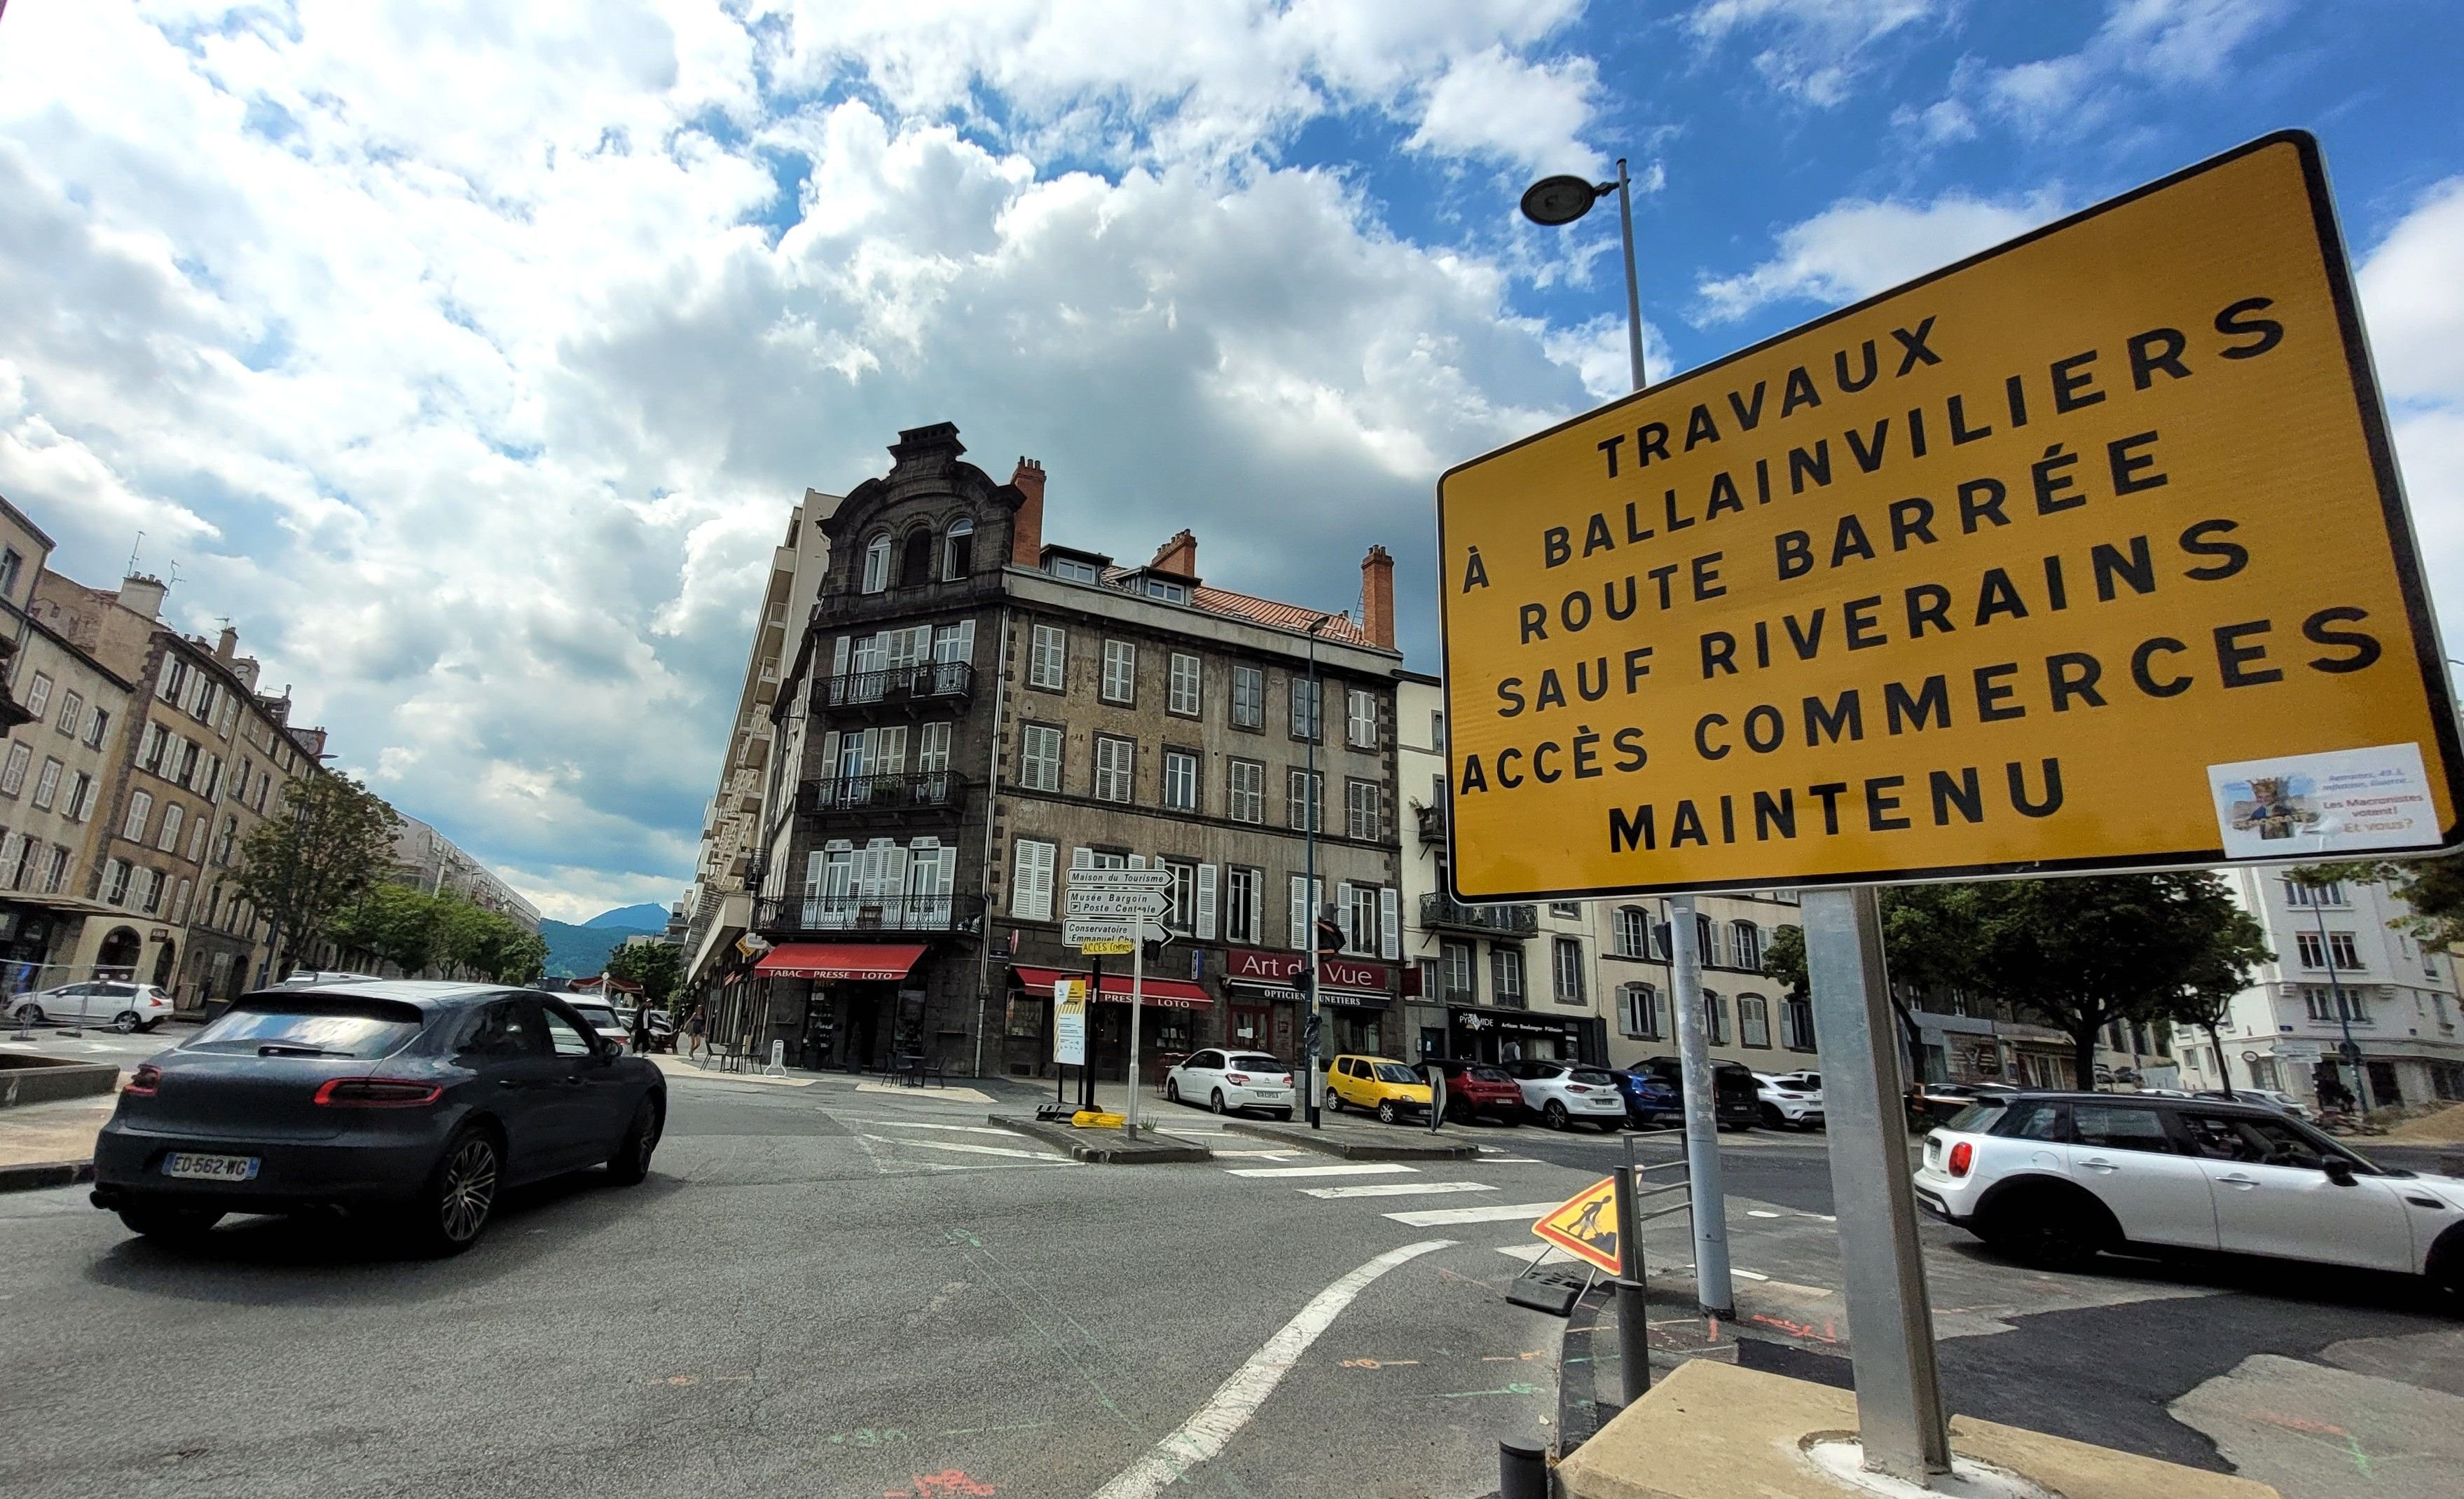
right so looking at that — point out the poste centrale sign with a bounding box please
[1438,132,2464,901]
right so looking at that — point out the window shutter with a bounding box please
[832,636,851,676]
[1336,882,1356,948]
[1290,875,1309,950]
[1072,846,1092,870]
[1128,854,1146,869]
[1196,865,1218,940]
[1379,887,1399,960]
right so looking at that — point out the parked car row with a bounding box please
[1160,1050,1814,1134]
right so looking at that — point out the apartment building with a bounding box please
[689,422,1405,1080]
[390,812,542,931]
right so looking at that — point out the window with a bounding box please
[898,530,934,588]
[0,742,25,795]
[1440,940,1475,1001]
[1169,653,1202,716]
[23,673,50,720]
[917,723,951,774]
[2294,931,2362,970]
[1223,867,1262,945]
[861,534,890,593]
[104,858,131,905]
[1739,994,1772,1048]
[1143,577,1187,603]
[1232,664,1265,729]
[187,817,208,863]
[1620,983,1663,1039]
[2285,879,2346,907]
[1047,556,1101,584]
[199,755,223,802]
[157,803,186,853]
[1344,778,1382,840]
[1782,996,1816,1050]
[1094,735,1135,802]
[1704,990,1730,1046]
[1163,749,1199,812]
[1019,724,1064,791]
[1492,946,1526,1005]
[66,773,95,822]
[84,706,109,750]
[1550,901,1580,919]
[41,845,68,895]
[2072,1103,2174,1154]
[123,790,153,842]
[0,546,18,600]
[1696,914,1723,967]
[1286,769,1321,832]
[1347,688,1377,748]
[1552,938,1585,1006]
[1029,623,1067,689]
[1227,759,1265,823]
[215,816,238,865]
[1290,676,1321,741]
[931,620,977,666]
[2302,985,2372,1024]
[1732,922,1763,972]
[1101,640,1136,704]
[193,681,219,725]
[1614,906,1652,959]
[30,759,61,811]
[135,865,162,915]
[1344,883,1381,956]
[53,691,82,738]
[942,518,974,580]
[175,739,201,788]
[1162,860,1197,934]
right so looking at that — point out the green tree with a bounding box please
[233,772,401,979]
[1760,916,1928,1065]
[605,940,682,1010]
[330,882,446,977]
[2164,890,2274,1099]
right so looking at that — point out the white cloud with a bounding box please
[1962,0,2289,139]
[2358,177,2464,645]
[1694,188,2063,320]
[1686,0,1948,107]
[1407,46,1599,173]
[0,1,1606,912]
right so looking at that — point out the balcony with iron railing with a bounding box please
[796,771,968,819]
[1413,801,1446,846]
[812,662,975,714]
[754,893,985,937]
[1419,893,1539,938]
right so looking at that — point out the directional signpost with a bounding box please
[1066,868,1176,1138]
[1436,132,2463,1486]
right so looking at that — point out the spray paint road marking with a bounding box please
[860,1135,1059,1161]
[1223,1163,1417,1179]
[1381,1201,1565,1227]
[1433,1382,1542,1400]
[1297,1181,1497,1199]
[1088,1239,1456,1499]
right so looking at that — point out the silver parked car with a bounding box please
[8,980,175,1032]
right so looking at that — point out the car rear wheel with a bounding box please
[1211,1090,1230,1115]
[607,1099,661,1186]
[1983,1189,2114,1272]
[1165,1079,1181,1104]
[1761,1104,1784,1128]
[1543,1101,1571,1131]
[1376,1099,1402,1125]
[112,1011,142,1034]
[1325,1087,1344,1114]
[118,1205,223,1241]
[1274,1109,1294,1122]
[411,1127,502,1256]
[17,1004,42,1025]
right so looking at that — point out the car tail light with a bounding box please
[1227,1073,1251,1086]
[313,1078,444,1107]
[1948,1141,1974,1177]
[1567,1084,1592,1093]
[126,1064,161,1097]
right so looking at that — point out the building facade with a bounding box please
[389,813,541,931]
[687,423,1406,1081]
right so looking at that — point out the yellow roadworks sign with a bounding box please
[1532,1175,1622,1275]
[1437,131,2464,899]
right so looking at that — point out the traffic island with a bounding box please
[0,1055,121,1109]
[1220,1116,1480,1161]
[1552,1359,2280,1499]
[985,1114,1213,1164]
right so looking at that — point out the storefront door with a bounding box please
[1229,1004,1273,1051]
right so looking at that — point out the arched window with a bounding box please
[1782,995,1815,1051]
[1738,993,1771,1048]
[1618,982,1663,1039]
[942,518,975,580]
[861,534,891,594]
[1614,905,1651,958]
[1732,921,1763,971]
[1703,990,1730,1046]
[899,529,935,589]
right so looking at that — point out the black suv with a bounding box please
[1630,1055,1763,1130]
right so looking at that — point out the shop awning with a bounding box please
[1013,966,1213,1010]
[757,943,927,981]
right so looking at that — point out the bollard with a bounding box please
[1614,1137,1650,1406]
[1499,1439,1548,1499]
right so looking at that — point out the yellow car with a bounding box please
[1323,1055,1433,1125]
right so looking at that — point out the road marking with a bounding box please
[1494,1244,1579,1265]
[1476,1156,1543,1164]
[1747,1209,1784,1218]
[859,1135,1057,1161]
[1089,1238,1456,1499]
[1731,1268,1772,1282]
[854,1121,1021,1137]
[1382,1201,1564,1227]
[1209,1149,1300,1158]
[1296,1181,1496,1200]
[1223,1163,1417,1179]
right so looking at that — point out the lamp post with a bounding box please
[1303,612,1332,1129]
[1520,158,1648,392]
[2309,894,2372,1112]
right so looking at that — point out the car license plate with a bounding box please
[162,1153,259,1182]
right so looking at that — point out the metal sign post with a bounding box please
[1666,894,1733,1319]
[1803,885,1950,1483]
[1124,936,1147,1139]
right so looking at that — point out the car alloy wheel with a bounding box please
[1325,1087,1343,1114]
[18,1004,42,1025]
[1544,1101,1571,1130]
[1166,1080,1181,1104]
[113,1011,142,1034]
[1211,1090,1230,1115]
[1377,1100,1400,1125]
[432,1132,500,1250]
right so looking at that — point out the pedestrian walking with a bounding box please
[684,1004,707,1062]
[631,999,654,1055]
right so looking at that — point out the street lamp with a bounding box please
[1521,158,1648,392]
[1303,612,1332,1130]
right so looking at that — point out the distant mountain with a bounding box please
[541,919,658,978]
[586,903,671,931]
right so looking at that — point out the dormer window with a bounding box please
[861,535,890,594]
[1143,578,1186,603]
[1047,557,1100,584]
[943,519,975,580]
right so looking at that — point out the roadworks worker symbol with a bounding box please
[1532,1175,1622,1275]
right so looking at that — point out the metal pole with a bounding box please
[1304,617,1326,1129]
[2312,900,2371,1111]
[1665,894,1733,1317]
[1614,1129,1650,1405]
[1086,954,1102,1112]
[1614,157,1646,391]
[1802,885,1950,1483]
[1125,936,1146,1139]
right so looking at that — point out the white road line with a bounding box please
[1381,1201,1564,1227]
[1747,1209,1784,1218]
[1209,1149,1301,1159]
[1223,1163,1417,1179]
[1089,1239,1457,1499]
[1731,1268,1772,1282]
[1495,1243,1578,1265]
[1295,1181,1497,1200]
[858,1134,1057,1161]
[865,1121,1020,1137]
[1477,1156,1543,1164]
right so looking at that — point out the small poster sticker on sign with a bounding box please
[2209,744,2437,859]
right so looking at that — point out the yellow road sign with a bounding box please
[1532,1175,1622,1275]
[1074,938,1136,955]
[1438,132,2464,899]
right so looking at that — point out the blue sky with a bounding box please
[1,1,2460,919]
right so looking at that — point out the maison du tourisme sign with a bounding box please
[1438,132,2464,901]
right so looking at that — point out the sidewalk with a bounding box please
[0,1093,114,1191]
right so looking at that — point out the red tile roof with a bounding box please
[1191,585,1375,645]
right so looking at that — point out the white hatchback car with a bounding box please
[1164,1049,1295,1119]
[1753,1071,1824,1129]
[1506,1060,1629,1132]
[1913,1090,2464,1296]
[8,980,175,1032]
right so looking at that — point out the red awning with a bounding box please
[757,943,928,981]
[1012,966,1213,1010]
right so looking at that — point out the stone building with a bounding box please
[388,812,542,931]
[693,423,1405,1081]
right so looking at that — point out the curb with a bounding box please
[986,1114,1213,1164]
[0,1159,94,1194]
[1219,1118,1480,1161]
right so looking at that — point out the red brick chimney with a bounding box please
[1361,545,1395,649]
[1148,530,1198,582]
[1009,458,1045,566]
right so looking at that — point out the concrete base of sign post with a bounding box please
[1553,1360,2280,1499]
[984,1114,1213,1164]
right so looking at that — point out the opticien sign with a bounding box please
[1437,132,2464,900]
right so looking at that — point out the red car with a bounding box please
[1430,1059,1523,1125]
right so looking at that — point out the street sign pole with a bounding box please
[1803,885,1950,1484]
[1124,936,1146,1139]
[1666,894,1733,1319]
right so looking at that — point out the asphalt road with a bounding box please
[4,1075,2456,1498]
